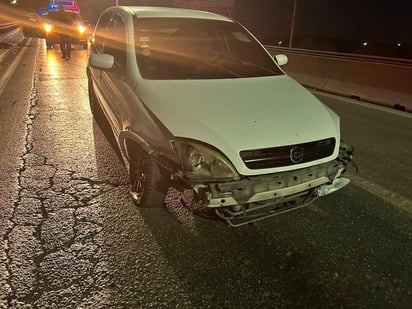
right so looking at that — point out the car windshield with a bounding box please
[134,18,283,80]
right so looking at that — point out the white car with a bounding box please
[87,6,353,227]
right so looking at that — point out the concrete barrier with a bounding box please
[266,47,412,112]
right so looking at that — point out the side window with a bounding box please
[93,12,114,53]
[105,13,127,69]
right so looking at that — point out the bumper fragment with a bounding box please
[316,177,350,197]
[201,159,350,227]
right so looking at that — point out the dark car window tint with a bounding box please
[105,13,127,68]
[134,18,283,80]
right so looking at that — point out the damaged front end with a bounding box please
[194,143,354,227]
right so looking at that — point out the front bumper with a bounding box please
[194,159,348,227]
[203,159,345,207]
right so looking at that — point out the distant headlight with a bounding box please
[172,140,239,180]
[78,25,86,34]
[44,23,52,33]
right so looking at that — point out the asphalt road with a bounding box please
[1,38,411,309]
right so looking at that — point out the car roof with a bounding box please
[113,6,233,22]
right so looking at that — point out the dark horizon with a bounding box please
[3,0,412,58]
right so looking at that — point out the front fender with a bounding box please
[118,129,154,162]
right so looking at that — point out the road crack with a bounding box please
[3,64,40,307]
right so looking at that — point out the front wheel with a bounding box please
[130,156,168,208]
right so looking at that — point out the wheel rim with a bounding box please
[131,161,145,203]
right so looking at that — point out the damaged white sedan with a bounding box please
[87,6,353,226]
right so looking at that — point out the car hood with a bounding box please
[137,75,340,175]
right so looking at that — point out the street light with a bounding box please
[289,0,298,48]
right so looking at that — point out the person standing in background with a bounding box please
[55,7,72,59]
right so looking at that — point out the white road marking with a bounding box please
[0,38,31,96]
[311,91,412,212]
[348,172,412,215]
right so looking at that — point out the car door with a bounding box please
[89,11,117,129]
[90,11,130,134]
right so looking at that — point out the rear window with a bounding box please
[134,18,283,80]
[47,11,81,23]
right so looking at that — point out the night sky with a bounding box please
[295,0,411,43]
[8,0,412,45]
[235,0,412,45]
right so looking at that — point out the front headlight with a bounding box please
[44,23,52,33]
[78,25,86,34]
[172,140,239,180]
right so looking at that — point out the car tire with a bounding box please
[130,155,168,208]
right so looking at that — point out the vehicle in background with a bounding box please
[21,11,46,38]
[38,8,48,15]
[43,10,88,49]
[48,0,80,13]
[87,6,354,227]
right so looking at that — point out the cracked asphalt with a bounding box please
[1,39,129,308]
[0,38,412,309]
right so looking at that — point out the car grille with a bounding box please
[240,138,336,169]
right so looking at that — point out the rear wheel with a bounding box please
[130,155,168,208]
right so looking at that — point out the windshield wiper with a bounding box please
[211,51,282,75]
[196,58,242,78]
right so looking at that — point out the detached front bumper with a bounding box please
[196,150,352,227]
[204,159,345,208]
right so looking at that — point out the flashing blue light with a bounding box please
[47,3,80,12]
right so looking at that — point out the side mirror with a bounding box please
[89,54,114,70]
[275,54,288,66]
